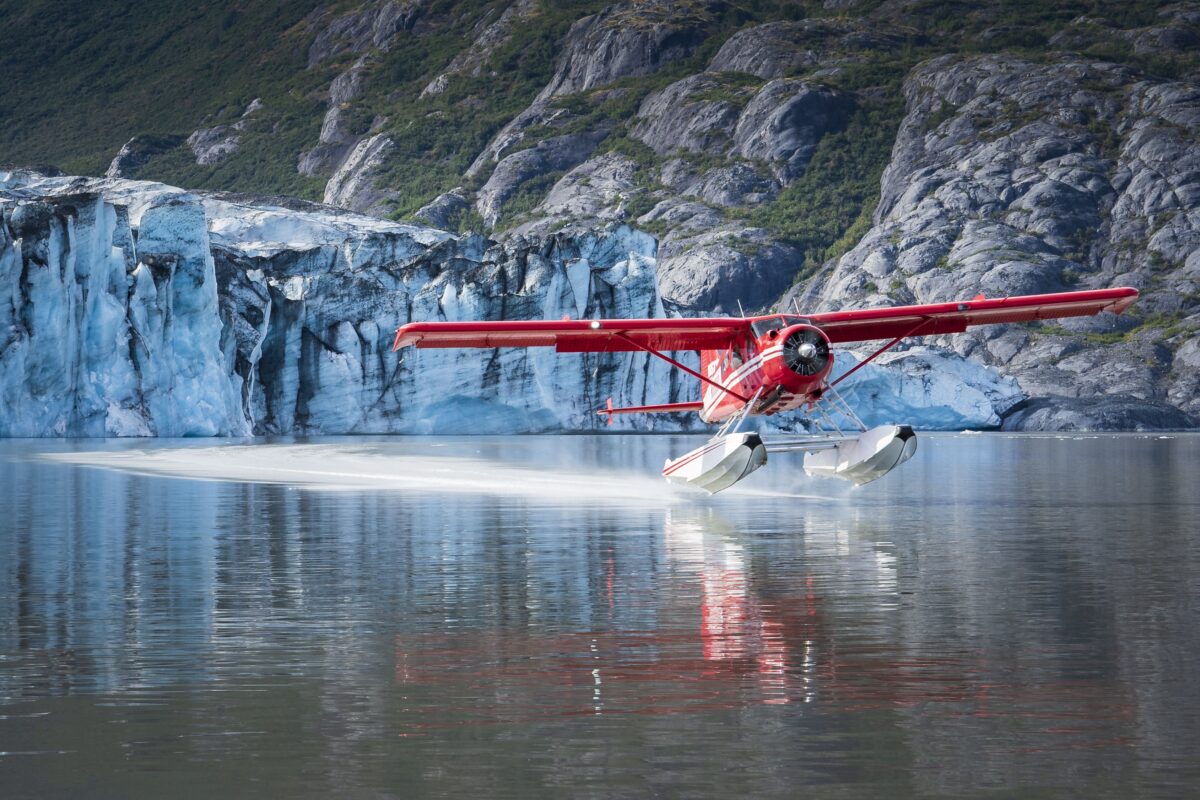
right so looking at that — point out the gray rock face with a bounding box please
[186,99,263,166]
[412,187,469,229]
[708,21,815,79]
[659,159,777,208]
[535,2,717,102]
[299,58,372,177]
[324,133,397,214]
[514,71,856,309]
[633,74,848,183]
[464,102,573,181]
[730,80,850,182]
[306,0,423,67]
[656,226,802,313]
[105,135,184,178]
[474,129,610,227]
[632,74,747,155]
[505,67,853,309]
[1048,7,1200,61]
[801,53,1200,427]
[518,152,640,232]
[187,126,241,166]
[421,0,535,96]
[1002,396,1198,431]
[467,1,717,186]
[637,198,723,233]
[1168,336,1200,414]
[708,18,905,79]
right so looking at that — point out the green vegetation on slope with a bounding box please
[0,0,331,187]
[369,1,608,216]
[746,63,909,283]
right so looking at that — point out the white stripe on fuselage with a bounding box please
[701,346,786,415]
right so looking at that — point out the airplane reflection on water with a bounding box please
[391,508,990,720]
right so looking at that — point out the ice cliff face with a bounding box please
[0,178,244,437]
[1,171,1021,437]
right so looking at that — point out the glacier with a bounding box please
[1,170,1023,437]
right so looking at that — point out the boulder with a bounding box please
[412,187,470,230]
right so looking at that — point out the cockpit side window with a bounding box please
[751,318,780,338]
[751,315,811,338]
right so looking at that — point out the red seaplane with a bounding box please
[393,287,1138,493]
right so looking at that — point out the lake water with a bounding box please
[1,434,1198,798]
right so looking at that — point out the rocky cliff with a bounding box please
[795,53,1200,430]
[1,170,1023,436]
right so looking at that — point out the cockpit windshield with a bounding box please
[750,315,810,338]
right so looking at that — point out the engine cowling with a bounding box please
[781,325,830,376]
[761,324,833,391]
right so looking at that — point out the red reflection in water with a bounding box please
[391,518,1134,751]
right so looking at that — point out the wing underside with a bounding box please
[392,318,750,352]
[808,288,1138,344]
[392,288,1139,352]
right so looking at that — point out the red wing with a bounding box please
[809,288,1138,344]
[392,318,750,353]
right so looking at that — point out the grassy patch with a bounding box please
[494,169,567,230]
[746,61,908,285]
[1033,310,1192,345]
[926,101,959,131]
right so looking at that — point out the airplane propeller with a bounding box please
[782,327,830,376]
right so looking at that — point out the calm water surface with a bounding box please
[1,434,1198,798]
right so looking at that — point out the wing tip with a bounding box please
[392,326,419,351]
[1108,286,1139,314]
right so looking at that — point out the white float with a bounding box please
[662,425,918,493]
[662,431,768,494]
[801,424,917,485]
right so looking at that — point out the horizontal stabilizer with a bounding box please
[598,400,704,417]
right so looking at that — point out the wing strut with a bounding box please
[614,332,751,403]
[828,318,932,389]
